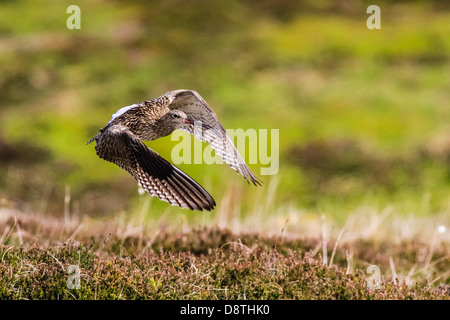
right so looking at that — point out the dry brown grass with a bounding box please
[0,206,448,300]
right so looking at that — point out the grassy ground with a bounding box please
[0,0,449,300]
[0,208,449,299]
[1,242,447,300]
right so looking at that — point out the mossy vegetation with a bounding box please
[0,212,448,299]
[0,224,448,300]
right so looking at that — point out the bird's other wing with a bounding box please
[168,89,262,186]
[93,124,216,211]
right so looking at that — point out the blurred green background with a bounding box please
[0,0,449,229]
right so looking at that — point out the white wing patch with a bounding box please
[108,104,139,124]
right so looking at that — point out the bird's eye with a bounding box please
[172,113,180,119]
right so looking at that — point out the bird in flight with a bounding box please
[87,89,261,211]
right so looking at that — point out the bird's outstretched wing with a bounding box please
[91,124,216,211]
[167,89,262,186]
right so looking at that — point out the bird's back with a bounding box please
[104,97,172,141]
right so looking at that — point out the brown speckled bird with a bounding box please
[87,89,261,211]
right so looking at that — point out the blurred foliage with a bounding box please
[0,0,449,224]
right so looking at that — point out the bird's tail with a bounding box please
[86,135,97,145]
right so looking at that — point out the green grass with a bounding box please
[1,1,449,218]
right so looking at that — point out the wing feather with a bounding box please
[168,90,262,186]
[93,124,216,211]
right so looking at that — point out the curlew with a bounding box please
[87,89,261,211]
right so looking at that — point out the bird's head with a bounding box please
[160,110,218,138]
[162,110,194,129]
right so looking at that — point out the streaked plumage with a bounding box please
[87,89,261,211]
